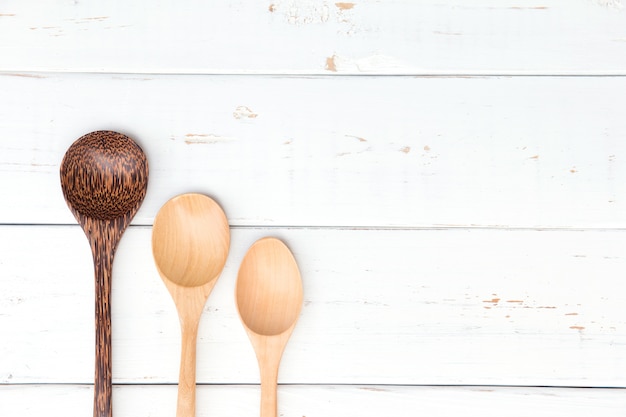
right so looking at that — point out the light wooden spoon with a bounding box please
[151,193,230,417]
[235,237,303,417]
[60,131,149,417]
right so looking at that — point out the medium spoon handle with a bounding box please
[176,320,200,417]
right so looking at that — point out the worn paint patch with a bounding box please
[233,106,258,119]
[324,53,406,73]
[325,55,338,72]
[0,13,16,16]
[271,0,330,25]
[400,146,411,154]
[335,2,355,10]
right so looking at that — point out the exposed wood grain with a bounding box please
[1,226,625,387]
[1,74,626,228]
[1,385,625,417]
[1,1,626,74]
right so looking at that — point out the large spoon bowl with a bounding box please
[60,130,149,417]
[152,193,230,417]
[236,237,303,417]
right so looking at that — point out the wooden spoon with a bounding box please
[151,193,230,417]
[60,131,149,417]
[235,237,303,417]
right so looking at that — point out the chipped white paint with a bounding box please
[1,385,625,417]
[1,226,626,386]
[1,1,626,74]
[1,74,625,228]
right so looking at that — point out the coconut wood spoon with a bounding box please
[60,131,149,417]
[235,237,303,417]
[151,193,230,417]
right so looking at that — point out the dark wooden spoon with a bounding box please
[60,131,149,417]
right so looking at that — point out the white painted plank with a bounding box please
[1,1,626,75]
[1,226,625,387]
[1,384,625,417]
[2,74,626,228]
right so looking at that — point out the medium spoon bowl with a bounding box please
[152,193,230,417]
[60,130,149,417]
[236,237,303,417]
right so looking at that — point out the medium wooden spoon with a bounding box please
[60,131,149,417]
[151,193,230,417]
[235,237,303,417]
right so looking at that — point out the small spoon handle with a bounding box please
[259,362,279,417]
[176,319,200,417]
[91,233,115,417]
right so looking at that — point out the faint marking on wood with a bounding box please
[570,167,578,173]
[529,155,539,159]
[181,133,235,144]
[424,145,431,151]
[400,146,411,154]
[269,3,276,12]
[1,73,47,79]
[565,313,579,316]
[434,31,463,36]
[359,386,389,392]
[345,135,367,142]
[335,2,355,10]
[483,298,500,304]
[0,13,16,16]
[593,0,623,8]
[233,106,258,119]
[509,6,549,10]
[570,325,585,330]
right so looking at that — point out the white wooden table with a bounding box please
[1,1,626,415]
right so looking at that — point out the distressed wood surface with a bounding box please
[1,0,626,75]
[1,385,625,417]
[2,0,625,414]
[1,74,626,228]
[1,226,625,387]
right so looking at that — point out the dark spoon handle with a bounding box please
[90,223,119,417]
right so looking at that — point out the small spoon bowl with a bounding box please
[152,193,230,417]
[236,237,303,417]
[60,130,149,417]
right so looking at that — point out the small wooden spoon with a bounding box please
[151,193,230,417]
[235,237,303,417]
[60,131,149,417]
